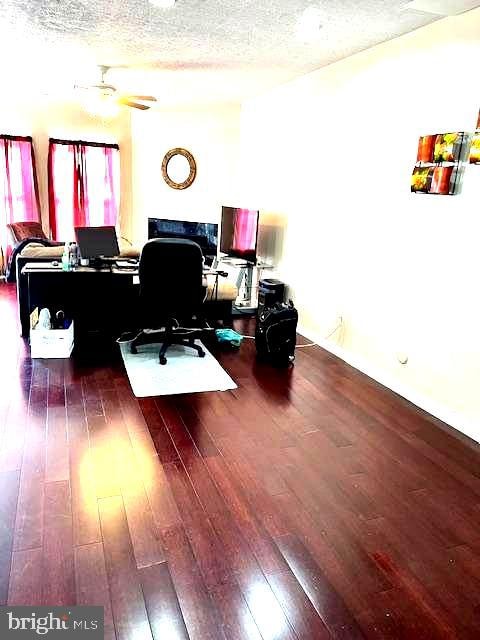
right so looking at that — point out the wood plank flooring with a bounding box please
[1,281,480,638]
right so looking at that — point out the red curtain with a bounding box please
[0,135,41,258]
[48,139,120,241]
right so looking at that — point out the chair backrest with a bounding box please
[7,222,47,244]
[139,238,204,320]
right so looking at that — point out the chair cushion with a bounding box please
[8,222,47,243]
[20,244,64,258]
[205,275,238,301]
[119,245,140,258]
[19,241,141,259]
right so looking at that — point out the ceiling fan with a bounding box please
[75,65,157,111]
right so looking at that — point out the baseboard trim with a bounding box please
[297,324,479,444]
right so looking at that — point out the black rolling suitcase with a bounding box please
[255,300,298,366]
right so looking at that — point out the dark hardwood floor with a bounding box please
[1,280,480,639]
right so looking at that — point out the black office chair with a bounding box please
[130,238,208,365]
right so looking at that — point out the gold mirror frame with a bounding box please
[161,148,196,190]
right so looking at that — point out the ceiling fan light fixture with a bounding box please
[149,0,176,8]
[83,92,120,119]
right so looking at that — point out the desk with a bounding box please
[216,258,274,314]
[20,263,140,344]
[19,263,232,345]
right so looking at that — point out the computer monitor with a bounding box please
[220,206,259,262]
[75,226,120,259]
[148,218,218,260]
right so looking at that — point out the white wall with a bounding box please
[130,105,241,245]
[238,10,480,439]
[0,97,132,241]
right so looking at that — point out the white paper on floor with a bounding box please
[120,340,237,397]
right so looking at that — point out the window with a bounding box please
[48,139,120,241]
[0,135,40,255]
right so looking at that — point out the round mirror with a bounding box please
[167,154,190,184]
[162,148,196,190]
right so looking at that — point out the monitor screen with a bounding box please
[75,226,120,259]
[220,206,259,262]
[148,218,218,257]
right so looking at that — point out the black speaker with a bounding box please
[257,278,285,318]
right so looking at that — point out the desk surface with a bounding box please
[22,262,221,278]
[22,262,139,275]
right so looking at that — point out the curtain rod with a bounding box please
[49,138,119,150]
[0,135,33,142]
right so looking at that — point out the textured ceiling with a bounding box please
[0,0,460,105]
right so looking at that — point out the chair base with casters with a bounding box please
[130,320,206,365]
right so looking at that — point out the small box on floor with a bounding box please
[30,308,74,358]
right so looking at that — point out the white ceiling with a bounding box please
[0,0,475,106]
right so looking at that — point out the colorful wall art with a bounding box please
[411,167,432,193]
[433,133,464,163]
[411,132,468,195]
[469,109,480,164]
[411,166,455,195]
[417,135,435,163]
[469,133,480,164]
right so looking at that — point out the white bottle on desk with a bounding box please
[69,242,79,269]
[62,243,70,272]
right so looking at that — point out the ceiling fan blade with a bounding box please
[129,95,157,102]
[92,83,116,92]
[118,98,150,110]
